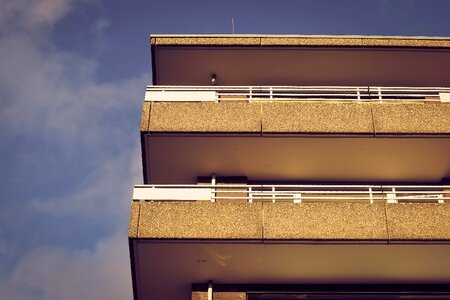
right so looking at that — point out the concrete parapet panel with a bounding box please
[138,202,263,239]
[261,37,365,47]
[263,203,388,240]
[260,36,450,48]
[192,292,246,300]
[129,201,140,238]
[262,102,374,134]
[155,37,260,46]
[149,102,262,133]
[373,103,450,135]
[140,101,151,132]
[386,203,450,240]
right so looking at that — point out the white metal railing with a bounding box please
[133,184,450,204]
[145,86,450,103]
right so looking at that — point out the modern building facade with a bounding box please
[128,35,450,299]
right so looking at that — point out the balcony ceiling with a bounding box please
[131,241,450,299]
[144,136,450,184]
[153,47,450,87]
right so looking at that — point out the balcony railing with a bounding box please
[133,184,449,203]
[145,86,450,103]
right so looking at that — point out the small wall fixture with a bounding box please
[211,73,217,85]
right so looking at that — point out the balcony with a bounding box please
[131,184,450,241]
[140,85,450,184]
[129,184,450,299]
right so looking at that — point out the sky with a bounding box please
[0,0,450,299]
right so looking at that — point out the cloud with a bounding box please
[0,232,132,300]
[0,0,147,298]
[0,0,72,32]
[26,0,72,26]
[0,30,147,218]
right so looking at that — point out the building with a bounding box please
[128,34,450,299]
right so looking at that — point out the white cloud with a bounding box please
[0,0,72,32]
[26,0,72,26]
[0,0,147,298]
[0,30,147,219]
[1,231,132,300]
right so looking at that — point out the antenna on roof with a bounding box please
[232,17,235,34]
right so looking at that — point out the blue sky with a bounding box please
[1,0,450,298]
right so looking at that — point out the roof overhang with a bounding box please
[150,34,450,87]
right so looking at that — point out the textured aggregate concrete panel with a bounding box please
[192,292,246,300]
[387,203,450,240]
[149,102,262,132]
[261,37,365,46]
[138,202,263,239]
[129,201,140,238]
[263,203,388,240]
[261,37,450,48]
[153,36,450,48]
[155,37,260,46]
[373,103,450,134]
[140,102,151,132]
[360,38,450,48]
[262,102,374,134]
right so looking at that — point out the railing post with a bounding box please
[357,87,361,102]
[369,187,373,204]
[211,174,216,203]
[249,86,253,101]
[293,193,302,204]
[378,87,382,103]
[248,186,253,203]
[387,187,397,204]
[272,186,276,203]
[270,86,273,100]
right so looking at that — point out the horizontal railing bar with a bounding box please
[133,184,449,203]
[147,85,450,90]
[135,184,450,188]
[145,85,450,103]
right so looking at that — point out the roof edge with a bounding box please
[151,33,450,39]
[150,34,450,48]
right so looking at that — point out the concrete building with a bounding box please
[128,34,450,299]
